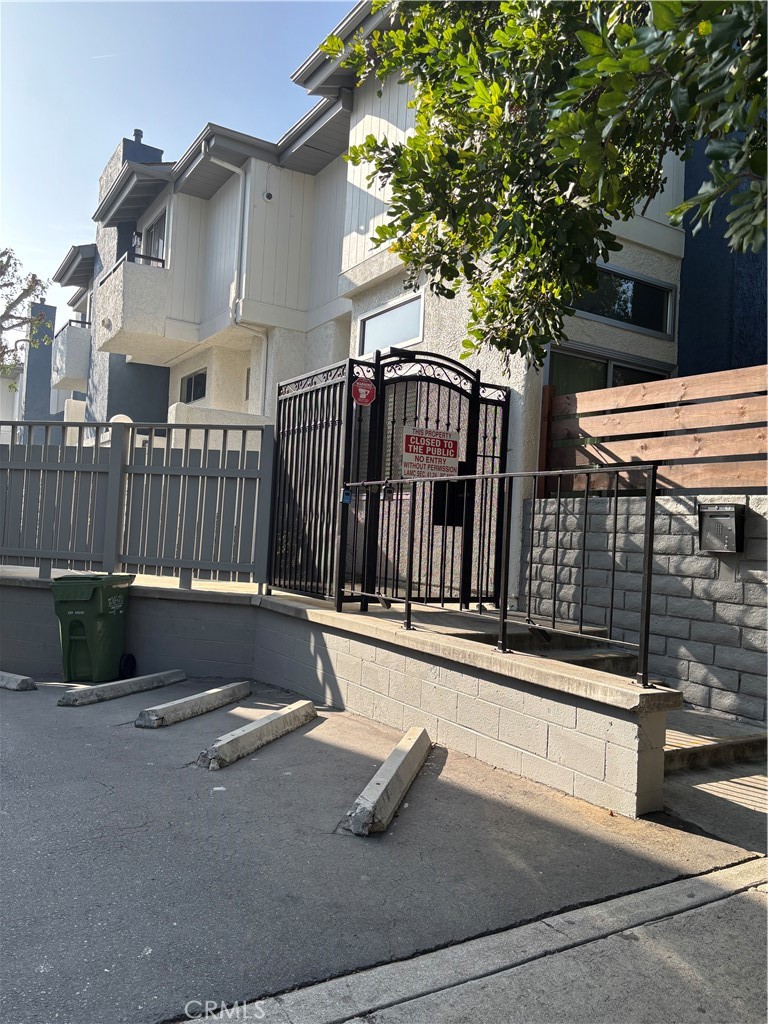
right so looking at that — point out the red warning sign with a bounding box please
[402,428,460,479]
[351,378,376,406]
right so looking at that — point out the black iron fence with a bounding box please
[340,463,657,686]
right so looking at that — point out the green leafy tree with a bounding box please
[325,1,766,366]
[0,248,51,387]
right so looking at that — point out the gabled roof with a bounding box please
[173,125,279,199]
[92,161,174,225]
[291,1,388,97]
[174,95,354,198]
[67,286,89,310]
[53,244,97,288]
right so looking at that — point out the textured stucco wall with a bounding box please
[87,137,168,424]
[561,238,679,368]
[168,345,250,414]
[51,324,90,392]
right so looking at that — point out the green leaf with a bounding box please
[576,30,604,56]
[749,150,767,178]
[650,1,681,32]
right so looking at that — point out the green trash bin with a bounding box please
[51,574,136,683]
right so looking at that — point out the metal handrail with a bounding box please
[99,251,166,286]
[54,319,91,339]
[342,462,658,687]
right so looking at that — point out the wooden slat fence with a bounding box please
[544,364,767,490]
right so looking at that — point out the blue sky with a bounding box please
[1,1,350,326]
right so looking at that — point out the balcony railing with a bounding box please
[54,319,91,339]
[99,251,165,287]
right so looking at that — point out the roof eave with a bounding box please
[92,162,173,223]
[292,2,393,97]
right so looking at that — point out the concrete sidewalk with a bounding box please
[213,859,768,1024]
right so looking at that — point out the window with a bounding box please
[180,369,206,403]
[573,268,672,336]
[549,350,667,397]
[145,211,166,263]
[245,368,251,403]
[360,295,422,355]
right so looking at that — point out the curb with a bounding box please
[57,670,186,707]
[0,671,37,691]
[665,735,767,774]
[196,699,317,770]
[210,857,767,1024]
[135,680,251,728]
[343,726,433,836]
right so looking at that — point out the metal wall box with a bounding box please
[698,503,746,554]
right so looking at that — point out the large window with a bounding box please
[145,211,166,263]
[574,268,672,336]
[180,369,206,403]
[360,295,422,355]
[549,350,667,397]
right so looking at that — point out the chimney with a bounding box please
[133,129,143,144]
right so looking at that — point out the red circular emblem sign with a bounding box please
[351,378,376,406]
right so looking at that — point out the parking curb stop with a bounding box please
[196,699,317,770]
[135,680,252,728]
[57,669,186,706]
[344,726,433,836]
[0,671,38,691]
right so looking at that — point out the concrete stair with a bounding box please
[664,708,767,774]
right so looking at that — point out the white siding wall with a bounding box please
[308,156,347,311]
[244,159,314,313]
[343,76,414,273]
[201,174,240,325]
[640,151,685,225]
[168,193,206,324]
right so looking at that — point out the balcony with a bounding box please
[97,253,190,365]
[51,320,91,391]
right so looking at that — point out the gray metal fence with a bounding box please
[0,421,274,587]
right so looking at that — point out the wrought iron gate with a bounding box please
[269,349,510,610]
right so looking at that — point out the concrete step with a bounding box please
[454,624,611,653]
[539,647,639,677]
[664,708,768,774]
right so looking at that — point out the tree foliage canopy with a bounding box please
[325,1,766,366]
[0,248,50,377]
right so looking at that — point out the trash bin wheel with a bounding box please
[119,653,137,679]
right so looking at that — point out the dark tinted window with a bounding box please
[611,364,665,388]
[549,352,607,396]
[575,270,670,334]
[181,370,206,403]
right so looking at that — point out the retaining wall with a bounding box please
[0,576,679,818]
[521,494,767,724]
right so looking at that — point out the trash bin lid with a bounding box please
[51,573,135,602]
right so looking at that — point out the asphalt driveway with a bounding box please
[0,678,755,1024]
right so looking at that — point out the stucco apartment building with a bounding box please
[51,1,684,468]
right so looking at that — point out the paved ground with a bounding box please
[223,862,766,1024]
[664,760,767,853]
[0,679,762,1024]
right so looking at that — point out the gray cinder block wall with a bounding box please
[0,579,676,818]
[521,494,767,724]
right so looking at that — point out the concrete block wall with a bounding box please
[0,583,62,678]
[0,579,675,817]
[250,607,669,818]
[521,494,767,724]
